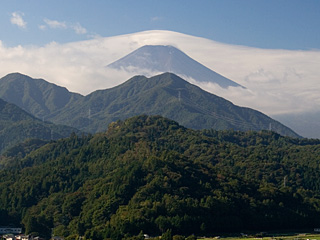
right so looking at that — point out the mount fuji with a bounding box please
[107,45,244,89]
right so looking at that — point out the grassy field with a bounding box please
[200,233,320,240]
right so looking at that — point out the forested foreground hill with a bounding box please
[1,115,320,239]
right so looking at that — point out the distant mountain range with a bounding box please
[107,45,244,88]
[0,98,81,153]
[0,72,299,138]
[273,111,320,139]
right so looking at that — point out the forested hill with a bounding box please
[0,72,82,119]
[1,115,320,239]
[0,72,299,138]
[0,98,82,153]
[48,73,299,137]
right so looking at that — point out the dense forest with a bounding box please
[1,115,320,240]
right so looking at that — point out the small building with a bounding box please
[143,234,150,239]
[0,228,22,235]
[3,234,15,240]
[16,235,33,240]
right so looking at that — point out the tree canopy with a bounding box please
[1,115,320,239]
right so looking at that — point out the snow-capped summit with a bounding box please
[107,45,244,89]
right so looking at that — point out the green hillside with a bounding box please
[50,73,299,137]
[0,73,299,138]
[0,115,319,239]
[0,72,82,119]
[0,98,82,153]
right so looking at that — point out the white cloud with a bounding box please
[41,18,87,35]
[44,18,67,29]
[0,30,319,119]
[72,23,87,35]
[10,12,27,29]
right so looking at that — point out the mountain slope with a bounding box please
[107,45,243,88]
[0,73,83,120]
[0,72,298,137]
[0,98,81,153]
[51,73,298,137]
[0,115,320,238]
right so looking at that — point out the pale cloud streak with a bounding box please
[72,23,87,35]
[43,18,67,29]
[40,18,87,35]
[10,12,27,29]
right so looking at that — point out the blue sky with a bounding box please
[1,0,320,49]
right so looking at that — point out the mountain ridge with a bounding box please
[0,72,299,138]
[48,73,298,137]
[0,73,83,119]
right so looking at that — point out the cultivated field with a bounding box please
[200,233,320,240]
